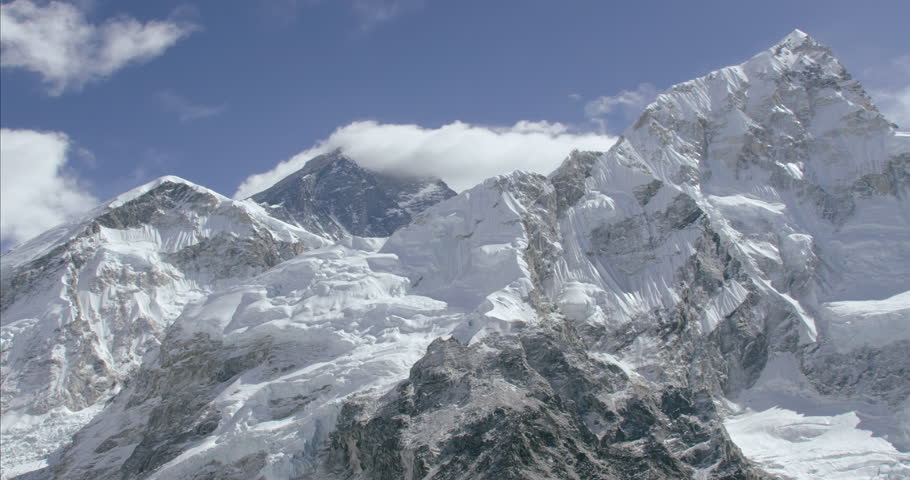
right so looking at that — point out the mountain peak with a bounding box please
[762,28,839,72]
[776,28,814,49]
[623,28,892,191]
[251,151,455,237]
[106,175,225,209]
[297,149,358,175]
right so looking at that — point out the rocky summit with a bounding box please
[250,151,456,239]
[2,30,909,480]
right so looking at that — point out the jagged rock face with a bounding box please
[250,151,456,238]
[0,177,329,476]
[550,150,602,216]
[325,330,765,480]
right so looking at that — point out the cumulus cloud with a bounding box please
[0,0,197,95]
[584,83,658,133]
[0,129,98,246]
[234,120,617,198]
[869,56,910,129]
[157,90,226,122]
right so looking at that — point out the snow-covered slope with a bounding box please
[40,174,559,478]
[547,29,910,477]
[41,173,760,479]
[4,30,909,480]
[249,150,456,238]
[0,177,330,477]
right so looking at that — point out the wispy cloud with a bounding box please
[351,0,425,30]
[0,0,198,95]
[260,0,425,31]
[0,129,98,245]
[234,119,617,198]
[568,93,582,102]
[157,90,226,122]
[584,83,658,133]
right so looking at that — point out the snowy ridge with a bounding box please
[547,29,910,476]
[43,173,553,479]
[1,177,330,477]
[105,176,225,209]
[551,27,907,347]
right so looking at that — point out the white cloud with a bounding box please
[234,120,617,198]
[157,90,226,122]
[0,0,197,95]
[0,129,98,246]
[869,56,910,129]
[584,83,657,117]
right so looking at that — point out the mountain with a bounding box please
[0,176,335,477]
[3,30,909,480]
[249,150,456,238]
[543,29,910,479]
[0,163,458,478]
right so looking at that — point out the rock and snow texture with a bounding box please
[546,29,910,477]
[38,174,760,480]
[250,150,456,239]
[324,329,765,480]
[3,30,910,480]
[0,177,330,477]
[39,175,569,479]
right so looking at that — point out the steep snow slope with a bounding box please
[0,177,330,477]
[547,29,910,476]
[250,150,456,238]
[553,29,907,340]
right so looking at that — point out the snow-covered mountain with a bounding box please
[249,150,456,238]
[2,30,909,480]
[0,156,459,478]
[545,30,910,479]
[0,177,337,476]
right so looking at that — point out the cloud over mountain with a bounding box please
[234,119,617,198]
[0,129,97,245]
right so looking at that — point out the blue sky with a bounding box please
[1,0,909,247]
